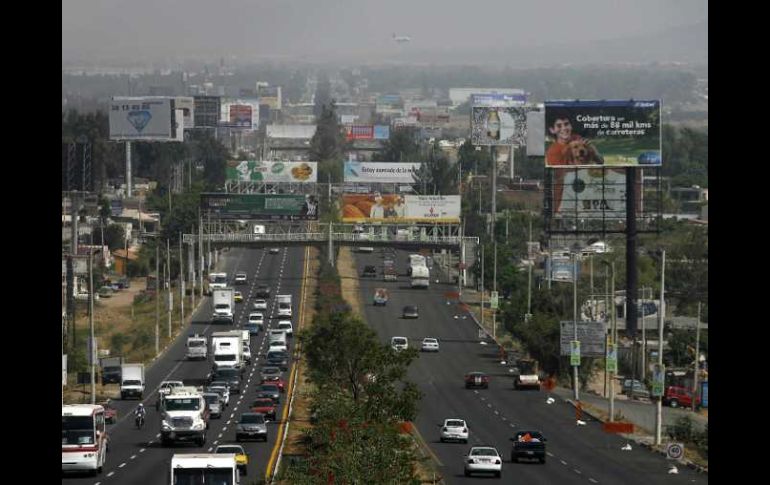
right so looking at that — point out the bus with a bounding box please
[62,404,108,475]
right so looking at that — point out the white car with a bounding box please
[208,384,230,407]
[268,340,288,353]
[440,418,468,443]
[269,248,280,254]
[391,336,408,351]
[464,446,503,478]
[248,312,264,325]
[253,299,268,310]
[277,306,292,318]
[421,338,439,352]
[234,272,248,285]
[277,320,293,337]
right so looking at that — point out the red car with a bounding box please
[251,398,277,421]
[261,376,286,393]
[465,372,490,389]
[663,386,701,409]
[100,400,118,424]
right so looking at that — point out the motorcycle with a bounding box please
[135,413,145,429]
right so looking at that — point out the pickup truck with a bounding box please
[512,359,541,390]
[510,430,547,464]
[373,288,389,306]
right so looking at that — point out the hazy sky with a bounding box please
[62,0,708,64]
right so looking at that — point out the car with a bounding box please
[402,305,419,319]
[268,339,288,353]
[356,246,374,253]
[236,412,268,442]
[250,398,277,421]
[663,386,701,409]
[269,248,280,254]
[210,369,242,394]
[242,344,252,365]
[234,272,248,285]
[622,379,651,399]
[373,288,389,306]
[253,299,268,310]
[256,384,281,403]
[234,291,244,303]
[255,285,271,298]
[277,320,293,337]
[465,372,490,389]
[362,265,377,277]
[266,350,289,371]
[203,392,223,418]
[391,336,408,351]
[99,400,118,424]
[421,338,440,352]
[156,380,185,409]
[245,322,261,335]
[248,312,265,326]
[440,418,468,443]
[207,385,230,407]
[510,430,547,464]
[215,444,249,475]
[98,286,114,298]
[464,446,503,478]
[261,375,286,393]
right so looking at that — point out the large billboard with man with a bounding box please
[544,100,661,168]
[201,193,318,220]
[341,194,460,223]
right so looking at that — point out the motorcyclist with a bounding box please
[134,403,146,427]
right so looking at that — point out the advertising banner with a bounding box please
[193,96,221,128]
[109,97,176,141]
[544,100,661,168]
[570,341,581,366]
[560,321,607,357]
[376,94,402,114]
[257,86,282,110]
[651,363,666,397]
[229,104,253,129]
[471,106,530,146]
[340,114,358,125]
[226,160,317,183]
[374,125,390,140]
[341,194,461,223]
[547,254,579,282]
[606,341,618,373]
[552,168,629,216]
[471,93,528,107]
[343,161,422,183]
[345,125,374,141]
[527,109,546,156]
[174,96,195,129]
[201,193,319,220]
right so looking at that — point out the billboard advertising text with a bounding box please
[344,161,422,183]
[109,97,176,141]
[560,321,606,357]
[175,97,195,129]
[544,100,661,168]
[226,160,318,183]
[547,254,579,282]
[341,194,460,223]
[374,125,390,140]
[193,96,221,128]
[471,106,530,146]
[345,125,374,141]
[471,93,527,107]
[229,104,253,129]
[201,193,318,220]
[552,168,630,217]
[257,86,282,110]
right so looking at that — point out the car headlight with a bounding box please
[193,420,205,430]
[161,422,171,431]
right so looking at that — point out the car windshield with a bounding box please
[252,399,273,407]
[424,339,437,344]
[123,380,141,386]
[216,369,239,379]
[209,386,227,394]
[471,448,498,457]
[216,446,242,454]
[104,366,121,373]
[268,351,287,359]
[203,394,219,404]
[240,414,265,424]
[214,354,236,362]
[404,306,416,312]
[62,416,95,445]
[214,276,227,284]
[165,398,200,411]
[393,338,406,345]
[278,323,291,329]
[214,304,230,310]
[446,420,465,427]
[188,341,205,347]
[262,367,280,375]
[516,431,543,440]
[173,469,233,484]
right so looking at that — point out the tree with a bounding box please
[310,102,345,165]
[100,223,126,251]
[374,127,421,162]
[413,142,459,195]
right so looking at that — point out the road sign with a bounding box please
[606,341,618,373]
[666,443,684,460]
[651,363,666,397]
[560,321,606,356]
[490,291,499,310]
[570,340,581,366]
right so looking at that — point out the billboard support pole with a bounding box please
[328,222,334,267]
[655,250,665,445]
[155,242,160,356]
[125,141,132,198]
[626,168,639,398]
[573,253,579,402]
[89,252,95,405]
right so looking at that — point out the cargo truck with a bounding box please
[170,453,239,484]
[410,264,430,288]
[276,294,292,317]
[211,331,243,370]
[212,288,235,324]
[120,363,145,399]
[186,334,208,360]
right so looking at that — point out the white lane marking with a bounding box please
[140,448,146,453]
[214,440,219,445]
[107,472,115,477]
[208,447,213,452]
[560,460,568,465]
[119,463,126,468]
[222,426,227,431]
[574,469,582,474]
[546,452,554,457]
[156,433,161,438]
[589,479,598,484]
[130,455,137,460]
[147,440,154,444]
[487,403,492,408]
[502,417,507,421]
[95,482,101,485]
[218,433,223,438]
[494,410,499,415]
[227,420,231,425]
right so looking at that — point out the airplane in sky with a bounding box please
[392,33,411,43]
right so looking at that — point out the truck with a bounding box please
[276,294,292,317]
[120,363,145,399]
[186,334,208,360]
[512,359,541,390]
[207,272,228,295]
[170,453,239,484]
[240,330,251,365]
[211,331,243,370]
[212,288,235,324]
[383,263,398,282]
[410,264,430,289]
[407,254,426,276]
[373,288,389,306]
[160,387,209,447]
[99,356,123,385]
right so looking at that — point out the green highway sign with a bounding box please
[651,363,666,397]
[490,291,499,310]
[570,340,581,366]
[606,341,618,373]
[201,193,319,221]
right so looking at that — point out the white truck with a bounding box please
[410,264,430,289]
[407,254,426,276]
[276,294,292,318]
[170,453,239,484]
[210,331,243,370]
[160,387,209,447]
[212,288,235,324]
[240,329,251,365]
[186,334,208,360]
[120,363,145,400]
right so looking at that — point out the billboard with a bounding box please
[471,106,530,146]
[410,106,450,124]
[228,104,253,129]
[374,125,390,140]
[552,168,629,216]
[376,94,402,114]
[471,93,527,107]
[109,97,178,141]
[527,109,545,156]
[345,125,374,141]
[174,96,195,129]
[225,160,318,183]
[341,194,461,223]
[201,193,319,220]
[544,100,661,168]
[193,96,221,128]
[257,86,282,110]
[343,161,422,183]
[560,321,607,357]
[547,254,579,282]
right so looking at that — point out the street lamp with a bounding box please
[601,260,616,421]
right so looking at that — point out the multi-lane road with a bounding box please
[354,248,707,484]
[64,245,306,484]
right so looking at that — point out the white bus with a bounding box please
[62,404,108,475]
[170,453,239,485]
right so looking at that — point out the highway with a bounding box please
[63,245,307,484]
[354,248,707,484]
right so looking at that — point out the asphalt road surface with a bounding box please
[63,245,307,484]
[354,248,707,484]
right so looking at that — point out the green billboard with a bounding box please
[200,193,318,220]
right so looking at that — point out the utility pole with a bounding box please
[179,235,185,328]
[493,241,497,341]
[88,251,95,405]
[328,222,334,266]
[655,250,666,445]
[573,253,579,402]
[480,245,485,332]
[610,262,617,420]
[155,242,160,356]
[692,302,701,412]
[527,216,533,318]
[199,210,204,296]
[641,287,648,380]
[167,239,171,338]
[189,235,195,313]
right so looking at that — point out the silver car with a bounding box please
[236,412,268,442]
[203,392,223,418]
[207,384,230,407]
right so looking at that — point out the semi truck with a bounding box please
[276,294,292,317]
[212,288,235,324]
[210,331,243,370]
[120,363,145,399]
[160,387,209,446]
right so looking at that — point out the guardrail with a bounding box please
[183,233,479,247]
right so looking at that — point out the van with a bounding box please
[268,329,287,346]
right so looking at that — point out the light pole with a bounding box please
[602,261,616,421]
[573,252,579,402]
[655,249,666,445]
[88,251,95,404]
